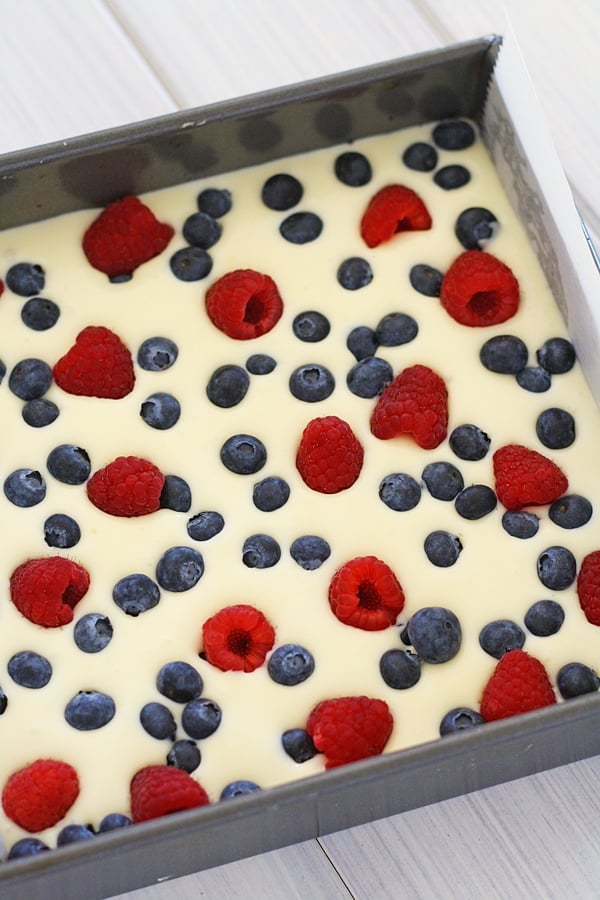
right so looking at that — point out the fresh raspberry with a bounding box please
[480,649,556,722]
[576,550,600,625]
[360,185,432,248]
[82,195,174,279]
[493,444,568,510]
[0,279,4,297]
[328,556,405,631]
[296,415,364,494]
[205,269,283,339]
[440,250,520,326]
[86,456,164,517]
[201,604,275,673]
[10,557,90,627]
[2,759,79,832]
[370,364,448,449]
[306,696,393,769]
[53,325,135,399]
[130,765,209,823]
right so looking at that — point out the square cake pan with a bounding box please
[1,34,599,900]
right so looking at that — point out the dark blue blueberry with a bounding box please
[252,476,290,512]
[536,407,576,449]
[449,424,491,461]
[337,257,373,290]
[44,512,81,548]
[21,297,60,330]
[289,363,335,402]
[516,366,552,392]
[197,187,232,217]
[73,613,113,653]
[98,813,132,833]
[246,353,276,375]
[22,397,60,427]
[137,336,178,371]
[375,312,418,346]
[433,165,471,190]
[57,824,95,845]
[220,433,267,475]
[4,468,46,507]
[139,702,177,740]
[347,356,393,398]
[109,273,133,284]
[379,473,421,511]
[6,262,45,296]
[206,364,249,408]
[405,607,462,663]
[409,264,443,297]
[424,530,462,567]
[187,510,225,541]
[7,838,50,859]
[346,325,378,360]
[432,119,475,150]
[156,546,205,592]
[537,545,577,590]
[292,310,330,343]
[479,620,525,659]
[8,651,52,688]
[242,534,281,569]
[557,662,600,699]
[47,444,91,484]
[379,648,421,689]
[113,573,161,616]
[220,780,261,800]
[524,600,565,637]
[167,739,201,773]
[0,688,7,714]
[280,212,323,244]
[549,494,592,529]
[402,142,438,171]
[0,359,5,382]
[8,358,53,400]
[290,535,331,570]
[157,660,203,703]
[455,207,498,250]
[536,337,576,374]
[439,707,484,736]
[480,335,528,374]
[261,173,302,210]
[159,474,192,512]
[422,461,464,501]
[169,246,213,281]
[501,510,539,539]
[454,484,497,519]
[182,211,222,249]
[334,151,372,186]
[267,644,315,686]
[140,392,181,430]
[281,728,317,763]
[181,698,222,739]
[65,691,115,730]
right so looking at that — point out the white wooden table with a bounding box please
[1,2,599,897]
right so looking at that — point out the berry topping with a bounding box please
[155,546,205,592]
[159,475,192,512]
[370,364,448,449]
[140,392,181,429]
[537,545,576,590]
[205,269,283,340]
[289,363,335,402]
[2,759,79,832]
[10,557,90,627]
[346,325,378,360]
[242,533,281,569]
[182,211,222,249]
[169,246,213,282]
[501,510,539,539]
[8,651,52,689]
[7,838,50,859]
[181,698,222,740]
[379,649,421,689]
[439,708,484,736]
[454,484,497,520]
[220,781,261,800]
[479,620,525,659]
[252,476,290,512]
[281,729,317,763]
[306,696,393,769]
[454,207,498,250]
[201,604,275,673]
[22,398,60,428]
[113,573,161,616]
[98,813,132,833]
[328,556,405,631]
[516,366,552,393]
[8,358,53,400]
[535,407,576,449]
[267,644,315,685]
[6,262,45,296]
[493,444,568,510]
[337,256,373,290]
[21,297,60,331]
[524,600,564,637]
[432,119,475,150]
[440,250,519,326]
[296,415,364,493]
[334,151,372,186]
[289,535,331,570]
[220,434,267,475]
[536,337,576,374]
[86,456,164,517]
[53,325,135,399]
[280,212,323,244]
[556,663,600,699]
[44,513,81,548]
[422,461,464,501]
[404,606,462,663]
[548,494,593,529]
[64,691,115,731]
[4,468,46,507]
[130,765,209,823]
[261,173,303,210]
[57,824,95,845]
[449,424,490,460]
[360,185,432,248]
[409,263,443,297]
[246,353,276,375]
[379,473,422,511]
[479,649,556,722]
[402,142,438,171]
[347,357,393,398]
[576,549,600,625]
[167,740,201,773]
[423,530,462,567]
[157,661,203,703]
[73,613,113,653]
[375,312,418,347]
[197,187,232,218]
[187,510,225,541]
[480,334,528,374]
[292,310,330,343]
[140,702,177,741]
[434,165,471,190]
[47,444,91,485]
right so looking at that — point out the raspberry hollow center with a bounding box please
[227,629,252,657]
[357,580,381,611]
[468,290,499,317]
[244,295,265,325]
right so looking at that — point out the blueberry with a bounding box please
[334,151,372,186]
[73,613,113,653]
[8,358,53,400]
[261,173,302,210]
[157,660,203,703]
[159,474,192,512]
[281,728,317,763]
[182,211,222,249]
[292,310,330,343]
[402,142,438,171]
[424,530,462,567]
[137,336,178,371]
[432,119,475,150]
[537,545,577,590]
[501,510,539,539]
[57,824,96,845]
[337,257,373,290]
[536,407,575,449]
[169,246,213,281]
[206,364,250,407]
[346,325,378,360]
[549,494,592,529]
[0,358,7,382]
[167,739,201,773]
[4,468,46,507]
[409,264,443,297]
[454,484,497,519]
[290,535,331,570]
[187,510,225,541]
[140,392,181,430]
[267,644,315,685]
[375,312,418,346]
[139,702,177,740]
[524,600,565,637]
[289,363,335,402]
[480,335,528,374]
[246,353,276,375]
[7,838,50,859]
[516,366,552,393]
[422,461,464,501]
[479,620,525,659]
[197,187,232,217]
[181,698,222,739]
[220,780,261,800]
[280,212,323,244]
[379,473,421,511]
[8,651,52,688]
[242,534,281,568]
[113,573,161,616]
[449,424,490,461]
[405,607,462,663]
[455,207,498,250]
[557,662,600,699]
[6,262,45,296]
[65,691,115,730]
[220,434,267,475]
[433,165,471,190]
[439,707,484,736]
[252,476,290,512]
[0,688,7,714]
[110,273,133,284]
[379,648,421,689]
[536,337,576,374]
[98,813,132,833]
[47,444,91,484]
[22,397,60,427]
[42,512,80,549]
[156,546,204,592]
[347,356,393,398]
[21,297,60,330]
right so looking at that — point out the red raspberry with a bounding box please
[440,250,520,326]
[306,696,393,769]
[86,456,164,517]
[296,415,364,494]
[493,444,568,510]
[370,364,448,449]
[576,550,600,625]
[10,557,90,627]
[480,649,556,722]
[205,269,283,339]
[53,325,135,399]
[328,556,405,631]
[201,604,275,673]
[360,185,432,248]
[0,279,4,297]
[82,195,174,279]
[130,765,209,823]
[2,759,79,832]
